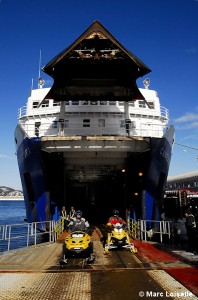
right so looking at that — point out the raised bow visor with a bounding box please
[42,20,151,103]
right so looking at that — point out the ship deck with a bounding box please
[0,227,197,299]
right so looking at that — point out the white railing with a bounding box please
[18,103,169,120]
[160,106,169,120]
[19,121,166,139]
[0,220,57,252]
[127,219,173,243]
[138,219,172,243]
[18,106,27,118]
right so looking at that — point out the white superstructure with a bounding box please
[18,85,169,139]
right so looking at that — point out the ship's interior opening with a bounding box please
[43,149,151,224]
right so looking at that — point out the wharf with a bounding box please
[0,230,198,300]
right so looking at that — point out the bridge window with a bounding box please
[52,121,58,129]
[53,101,60,106]
[138,101,146,108]
[83,119,90,127]
[41,100,49,107]
[148,102,155,109]
[129,101,135,107]
[64,120,69,128]
[32,101,39,108]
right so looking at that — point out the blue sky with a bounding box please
[0,0,198,190]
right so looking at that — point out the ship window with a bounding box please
[35,122,41,137]
[120,120,125,128]
[53,101,60,106]
[32,101,39,108]
[131,121,136,128]
[109,101,116,105]
[90,101,98,105]
[118,101,124,106]
[71,101,79,105]
[64,120,69,128]
[100,101,107,105]
[148,102,155,109]
[98,119,105,127]
[81,101,89,105]
[129,101,135,107]
[41,100,49,107]
[83,119,90,127]
[138,101,146,108]
[52,121,58,128]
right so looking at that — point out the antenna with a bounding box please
[29,78,34,96]
[143,78,150,89]
[38,49,41,79]
[38,49,45,89]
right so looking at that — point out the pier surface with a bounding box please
[0,228,197,300]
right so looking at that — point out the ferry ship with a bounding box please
[14,21,175,228]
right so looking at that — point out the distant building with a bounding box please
[167,171,198,192]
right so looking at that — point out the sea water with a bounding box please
[0,200,27,252]
[0,200,50,252]
[0,200,26,225]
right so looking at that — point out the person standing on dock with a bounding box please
[69,206,75,221]
[61,206,69,231]
[185,209,197,254]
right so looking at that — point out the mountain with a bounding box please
[0,186,23,197]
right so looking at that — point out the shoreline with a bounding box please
[0,197,24,201]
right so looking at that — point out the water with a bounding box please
[0,200,50,252]
[0,200,26,225]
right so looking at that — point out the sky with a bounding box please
[0,0,198,190]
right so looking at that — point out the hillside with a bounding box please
[0,186,23,197]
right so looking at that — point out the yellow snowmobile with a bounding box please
[104,222,137,254]
[60,230,94,266]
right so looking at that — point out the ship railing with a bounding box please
[160,106,169,119]
[54,218,64,240]
[127,219,173,243]
[127,218,139,239]
[0,220,57,253]
[18,106,27,118]
[19,121,167,139]
[18,102,169,119]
